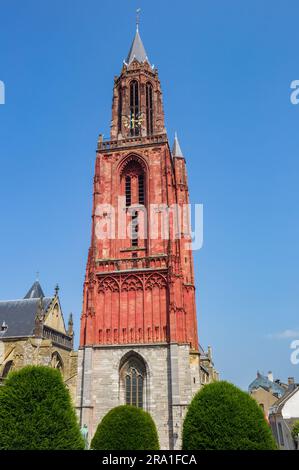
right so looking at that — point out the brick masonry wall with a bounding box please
[76,343,201,450]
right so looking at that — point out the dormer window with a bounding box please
[0,321,8,334]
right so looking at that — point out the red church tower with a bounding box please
[77,23,214,450]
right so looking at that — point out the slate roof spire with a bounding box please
[24,280,45,299]
[126,14,150,66]
[172,132,184,158]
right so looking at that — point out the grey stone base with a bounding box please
[76,343,201,450]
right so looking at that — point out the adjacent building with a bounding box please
[0,280,77,400]
[248,371,287,417]
[269,379,299,450]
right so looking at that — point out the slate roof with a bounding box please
[248,372,286,398]
[24,280,45,299]
[126,28,150,65]
[0,297,52,339]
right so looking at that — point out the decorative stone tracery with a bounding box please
[98,276,119,293]
[145,273,167,290]
[121,275,143,291]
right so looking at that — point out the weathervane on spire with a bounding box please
[136,8,141,31]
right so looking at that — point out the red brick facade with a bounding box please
[80,51,199,352]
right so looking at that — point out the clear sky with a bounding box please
[0,0,298,390]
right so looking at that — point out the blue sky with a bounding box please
[0,0,298,389]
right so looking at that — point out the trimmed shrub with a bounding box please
[292,421,299,439]
[0,366,84,450]
[182,381,277,450]
[91,405,159,450]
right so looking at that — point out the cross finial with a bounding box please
[55,284,59,296]
[136,8,141,32]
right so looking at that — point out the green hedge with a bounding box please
[292,421,299,439]
[0,366,84,450]
[91,405,159,450]
[182,381,277,450]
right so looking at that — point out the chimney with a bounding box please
[267,371,273,382]
[288,377,295,386]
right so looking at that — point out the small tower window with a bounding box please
[131,212,138,247]
[125,176,131,207]
[146,82,153,135]
[118,85,122,133]
[130,80,140,136]
[138,174,145,205]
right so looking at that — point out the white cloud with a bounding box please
[267,329,299,340]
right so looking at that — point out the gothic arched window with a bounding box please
[121,355,146,409]
[51,352,64,373]
[130,80,140,136]
[121,158,146,247]
[146,82,153,135]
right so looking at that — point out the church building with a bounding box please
[0,280,77,400]
[77,25,217,449]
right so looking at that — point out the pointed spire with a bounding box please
[172,132,184,158]
[126,11,150,66]
[136,8,141,32]
[68,313,74,337]
[24,280,45,299]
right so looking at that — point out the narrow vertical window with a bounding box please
[278,423,284,446]
[138,174,144,205]
[125,375,131,405]
[138,375,143,408]
[131,369,137,406]
[118,86,122,133]
[125,176,131,207]
[131,212,138,247]
[130,80,139,136]
[146,82,153,135]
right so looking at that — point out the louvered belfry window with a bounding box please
[138,174,144,205]
[146,82,153,135]
[125,175,131,207]
[122,159,146,248]
[118,85,123,133]
[130,80,140,136]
